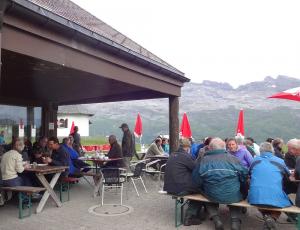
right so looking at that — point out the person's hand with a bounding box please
[289,174,296,181]
[24,163,31,169]
[43,157,52,164]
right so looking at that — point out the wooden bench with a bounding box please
[1,186,46,219]
[59,177,80,202]
[171,193,300,227]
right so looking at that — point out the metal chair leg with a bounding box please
[101,185,105,206]
[131,178,140,196]
[140,176,148,193]
[120,184,123,205]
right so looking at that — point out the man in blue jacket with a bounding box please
[248,142,292,229]
[193,137,248,230]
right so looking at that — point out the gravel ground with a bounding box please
[0,176,297,230]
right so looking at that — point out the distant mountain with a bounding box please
[61,75,298,143]
[0,75,295,143]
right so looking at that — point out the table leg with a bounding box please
[93,175,102,198]
[36,172,62,213]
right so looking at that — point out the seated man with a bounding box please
[43,137,70,177]
[248,142,292,230]
[31,146,45,164]
[62,137,90,176]
[33,136,50,156]
[193,138,248,230]
[145,137,164,159]
[283,139,300,206]
[0,138,31,186]
[105,135,124,168]
[164,139,203,226]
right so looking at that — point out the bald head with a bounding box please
[108,135,117,145]
[209,138,226,150]
[287,139,300,156]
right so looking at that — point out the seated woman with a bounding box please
[161,138,170,154]
[62,137,90,176]
[145,137,164,159]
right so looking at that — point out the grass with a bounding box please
[81,136,108,145]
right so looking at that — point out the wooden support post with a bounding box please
[169,96,179,153]
[26,106,34,140]
[0,0,9,89]
[42,103,58,137]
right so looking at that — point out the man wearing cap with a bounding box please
[120,123,136,171]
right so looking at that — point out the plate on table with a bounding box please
[37,164,48,166]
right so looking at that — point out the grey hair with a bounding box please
[209,138,226,150]
[259,142,274,154]
[287,139,300,149]
[235,135,245,145]
[108,135,117,141]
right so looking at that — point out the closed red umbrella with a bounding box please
[180,112,192,138]
[269,87,300,102]
[69,121,75,135]
[134,113,143,138]
[236,109,245,137]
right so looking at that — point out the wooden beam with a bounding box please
[169,96,179,153]
[2,25,182,97]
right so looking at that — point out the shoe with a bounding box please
[241,207,247,214]
[263,215,278,230]
[32,193,42,201]
[231,218,241,230]
[183,216,202,226]
[286,213,298,223]
[212,215,224,230]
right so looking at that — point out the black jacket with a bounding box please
[50,145,70,176]
[164,151,199,195]
[284,152,296,169]
[121,130,136,157]
[106,142,124,167]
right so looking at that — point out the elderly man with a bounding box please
[120,123,136,170]
[248,142,292,229]
[145,137,164,159]
[105,135,124,168]
[1,138,31,186]
[164,139,203,226]
[283,139,300,207]
[193,138,248,230]
[284,138,299,169]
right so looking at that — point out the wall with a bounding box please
[57,114,90,137]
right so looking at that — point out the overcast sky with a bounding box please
[72,0,300,88]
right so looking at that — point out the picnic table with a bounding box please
[25,165,68,213]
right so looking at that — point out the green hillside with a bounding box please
[90,107,300,144]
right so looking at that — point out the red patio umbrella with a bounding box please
[236,109,245,137]
[69,121,75,135]
[134,113,143,138]
[269,87,300,102]
[180,112,192,138]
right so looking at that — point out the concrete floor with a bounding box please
[0,176,297,230]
